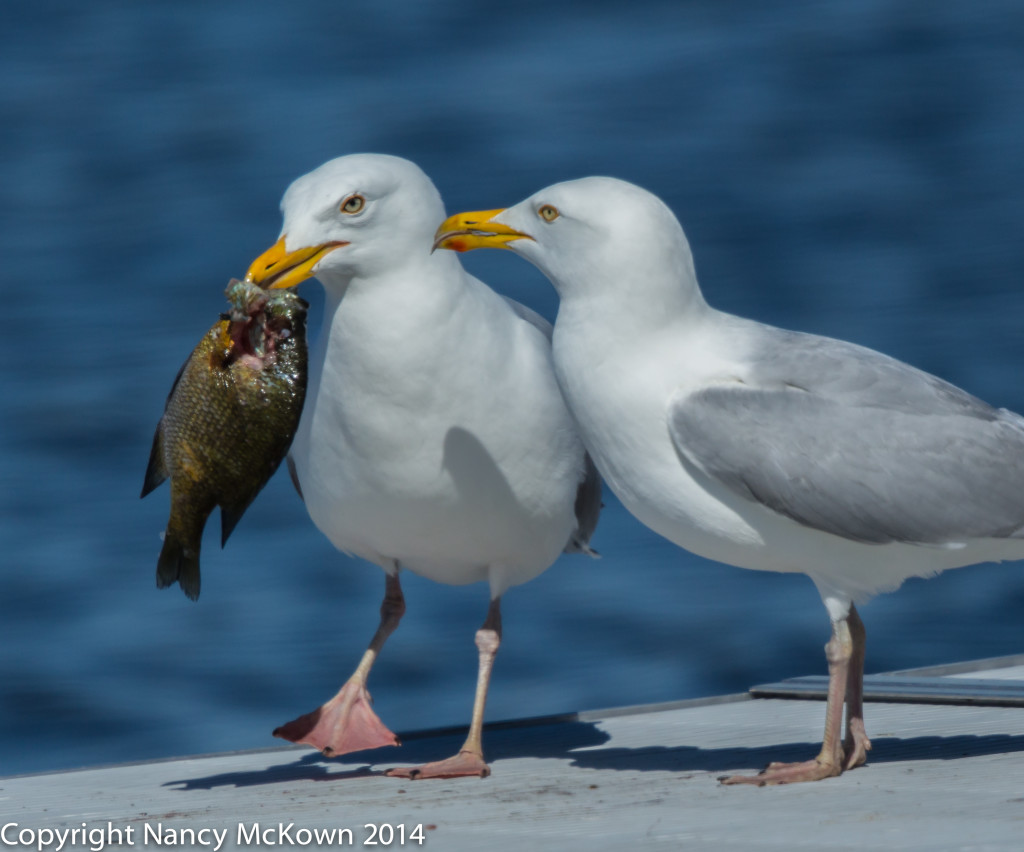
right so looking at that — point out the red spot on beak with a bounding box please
[449,238,469,253]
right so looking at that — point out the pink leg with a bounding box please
[274,573,404,757]
[842,604,871,770]
[721,614,854,786]
[387,597,502,780]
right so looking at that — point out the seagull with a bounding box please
[435,176,1024,785]
[244,155,599,779]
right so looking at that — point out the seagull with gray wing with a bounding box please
[436,176,1024,785]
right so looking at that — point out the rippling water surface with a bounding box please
[4,1,1024,775]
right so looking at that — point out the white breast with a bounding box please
[292,273,583,595]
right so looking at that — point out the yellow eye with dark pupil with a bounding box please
[341,195,365,214]
[538,205,559,222]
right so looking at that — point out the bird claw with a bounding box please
[719,757,842,786]
[385,749,491,780]
[843,720,872,771]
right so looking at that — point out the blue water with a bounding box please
[4,1,1024,777]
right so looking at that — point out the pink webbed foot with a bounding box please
[274,680,400,757]
[719,757,842,786]
[386,749,490,780]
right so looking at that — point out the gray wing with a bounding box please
[565,452,602,555]
[669,327,1024,544]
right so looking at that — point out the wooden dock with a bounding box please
[4,655,1024,850]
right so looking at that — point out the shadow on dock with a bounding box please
[565,732,1024,775]
[163,718,609,790]
[163,714,1024,790]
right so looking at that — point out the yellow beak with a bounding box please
[245,236,347,289]
[432,209,532,253]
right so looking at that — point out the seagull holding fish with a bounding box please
[243,155,599,779]
[436,176,1024,784]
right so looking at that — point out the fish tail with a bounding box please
[157,492,209,601]
[156,530,202,601]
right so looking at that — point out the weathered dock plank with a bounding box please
[3,659,1024,851]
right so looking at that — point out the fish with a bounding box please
[141,278,308,600]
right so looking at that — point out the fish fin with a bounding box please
[142,353,191,498]
[156,530,201,601]
[287,455,304,501]
[140,422,168,497]
[219,502,252,547]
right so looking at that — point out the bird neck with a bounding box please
[319,247,466,302]
[556,256,710,343]
[316,249,472,341]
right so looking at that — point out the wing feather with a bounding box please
[669,329,1024,544]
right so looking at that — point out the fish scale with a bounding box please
[141,279,308,601]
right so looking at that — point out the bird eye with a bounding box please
[340,195,365,214]
[538,204,560,222]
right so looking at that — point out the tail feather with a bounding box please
[156,531,201,601]
[565,452,603,557]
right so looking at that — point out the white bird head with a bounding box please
[433,176,701,312]
[246,154,447,291]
